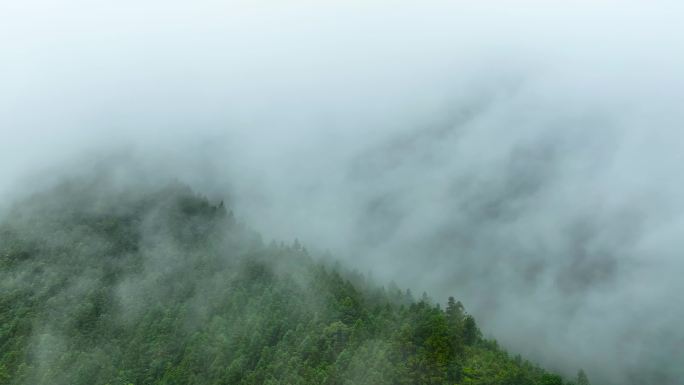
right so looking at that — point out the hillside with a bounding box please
[0,180,586,385]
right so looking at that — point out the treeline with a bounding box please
[0,181,589,385]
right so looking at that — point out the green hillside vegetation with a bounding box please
[0,179,588,385]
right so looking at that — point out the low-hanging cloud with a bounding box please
[2,1,684,384]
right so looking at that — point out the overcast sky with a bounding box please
[2,1,684,384]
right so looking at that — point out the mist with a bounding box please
[2,1,684,384]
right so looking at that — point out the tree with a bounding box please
[462,315,481,345]
[446,297,464,324]
[540,373,563,385]
[577,369,590,385]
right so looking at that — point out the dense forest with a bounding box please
[0,178,590,385]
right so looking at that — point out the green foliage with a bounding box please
[541,373,565,385]
[0,182,572,385]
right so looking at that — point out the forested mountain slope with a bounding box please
[0,180,587,385]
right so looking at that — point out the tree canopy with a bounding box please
[0,181,586,385]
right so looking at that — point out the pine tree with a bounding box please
[577,369,590,385]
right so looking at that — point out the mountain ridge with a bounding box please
[0,180,587,385]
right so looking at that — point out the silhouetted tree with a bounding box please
[577,369,590,385]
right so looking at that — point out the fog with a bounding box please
[2,1,684,383]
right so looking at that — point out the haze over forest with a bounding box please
[2,1,684,384]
